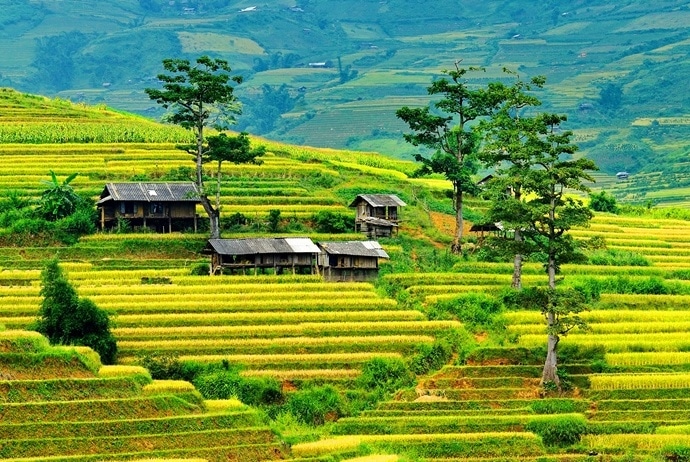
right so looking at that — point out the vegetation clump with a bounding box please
[35,258,117,364]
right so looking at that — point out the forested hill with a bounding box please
[1,0,689,188]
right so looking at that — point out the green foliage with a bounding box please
[311,210,353,233]
[189,262,210,275]
[660,445,690,462]
[587,249,649,266]
[529,399,586,414]
[138,354,200,381]
[357,357,416,395]
[525,414,587,446]
[430,293,504,331]
[35,259,117,364]
[36,171,83,221]
[589,190,619,213]
[193,368,283,407]
[267,209,281,232]
[408,338,453,375]
[285,385,345,426]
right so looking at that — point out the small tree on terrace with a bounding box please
[205,132,265,218]
[518,113,598,387]
[396,62,506,253]
[145,56,243,239]
[36,258,117,364]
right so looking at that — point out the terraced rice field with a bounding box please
[0,330,285,461]
[293,213,690,460]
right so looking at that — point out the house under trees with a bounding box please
[349,194,406,238]
[97,182,200,232]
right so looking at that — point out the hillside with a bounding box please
[5,90,690,460]
[1,0,689,198]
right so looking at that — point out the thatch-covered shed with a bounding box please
[317,240,389,282]
[97,182,200,232]
[205,237,320,275]
[349,194,406,238]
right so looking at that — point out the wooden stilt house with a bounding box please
[97,182,200,232]
[317,241,389,282]
[205,237,321,275]
[349,194,406,238]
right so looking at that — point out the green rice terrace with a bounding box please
[4,90,690,461]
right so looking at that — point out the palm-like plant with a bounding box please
[37,171,81,221]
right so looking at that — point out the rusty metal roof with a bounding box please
[349,194,406,208]
[318,241,389,258]
[206,238,320,256]
[98,182,200,204]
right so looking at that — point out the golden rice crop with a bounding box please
[109,310,425,328]
[510,321,690,335]
[204,399,245,412]
[173,352,402,364]
[589,373,690,390]
[98,365,151,379]
[582,434,690,450]
[341,456,399,462]
[656,424,690,434]
[142,380,196,393]
[606,352,690,366]
[291,433,539,458]
[240,369,361,379]
[117,334,434,350]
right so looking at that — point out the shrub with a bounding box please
[189,263,210,275]
[357,357,415,394]
[589,191,619,213]
[311,211,353,233]
[408,339,453,375]
[526,414,588,446]
[267,209,281,232]
[588,249,649,266]
[432,293,503,331]
[193,368,283,407]
[285,385,345,425]
[35,258,117,364]
[661,445,690,462]
[138,354,200,381]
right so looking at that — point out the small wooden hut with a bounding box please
[349,194,406,238]
[205,237,321,275]
[97,182,200,232]
[317,240,389,282]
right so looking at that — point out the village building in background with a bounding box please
[204,237,321,275]
[96,182,200,232]
[349,194,406,238]
[318,240,389,282]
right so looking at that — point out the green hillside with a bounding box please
[5,89,690,461]
[1,0,689,200]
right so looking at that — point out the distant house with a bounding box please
[204,237,320,275]
[350,194,406,238]
[318,240,389,282]
[616,171,630,180]
[96,182,200,232]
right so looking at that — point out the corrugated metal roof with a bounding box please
[207,238,319,256]
[349,194,406,208]
[319,241,389,258]
[99,182,200,203]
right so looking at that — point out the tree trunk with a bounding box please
[542,252,559,386]
[452,186,463,254]
[512,188,523,289]
[542,326,560,387]
[200,195,221,239]
[512,249,522,289]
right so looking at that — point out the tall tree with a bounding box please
[519,113,597,387]
[146,56,243,239]
[396,62,505,253]
[481,71,545,288]
[205,132,265,214]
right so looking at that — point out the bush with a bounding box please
[285,385,345,425]
[35,258,117,364]
[661,445,690,462]
[311,211,353,233]
[408,339,453,375]
[189,263,210,275]
[433,293,503,331]
[357,357,415,394]
[589,191,619,213]
[526,414,587,446]
[138,354,200,381]
[588,249,649,266]
[193,368,283,407]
